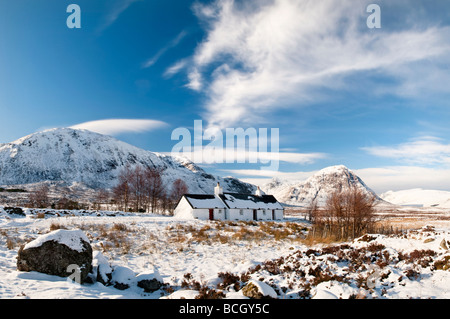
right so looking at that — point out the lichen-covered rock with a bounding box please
[17,229,92,283]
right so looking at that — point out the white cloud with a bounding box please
[181,0,450,128]
[70,119,168,136]
[185,69,202,91]
[225,169,315,179]
[97,0,140,34]
[223,168,316,183]
[163,59,188,78]
[362,136,450,165]
[169,148,325,166]
[142,31,187,69]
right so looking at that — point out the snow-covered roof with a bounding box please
[182,193,283,210]
[184,194,228,209]
[220,193,283,210]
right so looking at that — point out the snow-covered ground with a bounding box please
[2,207,450,299]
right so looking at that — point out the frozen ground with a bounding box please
[1,207,450,299]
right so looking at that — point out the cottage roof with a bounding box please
[183,194,228,209]
[182,192,283,210]
[219,193,283,210]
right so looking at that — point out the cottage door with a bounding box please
[253,209,257,221]
[272,209,275,220]
[209,209,214,220]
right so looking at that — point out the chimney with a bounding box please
[255,186,263,196]
[214,182,223,196]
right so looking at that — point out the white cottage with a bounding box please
[173,183,284,221]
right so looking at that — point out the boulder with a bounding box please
[434,255,450,271]
[93,251,112,286]
[111,266,136,290]
[241,280,277,299]
[4,207,25,216]
[440,239,449,251]
[17,229,92,283]
[136,268,164,293]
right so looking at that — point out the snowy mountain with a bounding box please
[262,165,381,207]
[380,189,450,208]
[0,128,255,194]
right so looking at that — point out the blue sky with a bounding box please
[1,0,450,193]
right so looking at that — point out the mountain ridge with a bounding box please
[0,128,256,195]
[262,165,382,207]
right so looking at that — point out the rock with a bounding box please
[241,280,277,299]
[137,277,163,293]
[17,229,92,283]
[423,238,435,243]
[440,239,449,250]
[136,269,164,292]
[4,207,25,216]
[93,251,112,286]
[434,255,450,271]
[312,289,339,299]
[111,266,136,290]
[357,234,376,242]
[97,263,113,286]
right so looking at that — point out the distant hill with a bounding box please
[262,165,381,207]
[380,189,450,208]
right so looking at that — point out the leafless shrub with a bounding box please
[217,272,241,290]
[49,222,66,231]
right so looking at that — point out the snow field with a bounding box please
[0,212,306,298]
[1,210,450,299]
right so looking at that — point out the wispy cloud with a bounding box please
[70,119,168,136]
[175,149,326,165]
[142,31,188,69]
[178,0,450,128]
[222,168,318,180]
[362,136,450,165]
[163,59,188,78]
[97,0,140,34]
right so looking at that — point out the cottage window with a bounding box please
[239,209,244,215]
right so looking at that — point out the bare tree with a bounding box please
[128,165,146,212]
[313,187,376,240]
[112,166,133,211]
[306,198,319,222]
[143,167,165,213]
[112,165,167,213]
[28,184,50,208]
[93,188,110,211]
[112,181,129,211]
